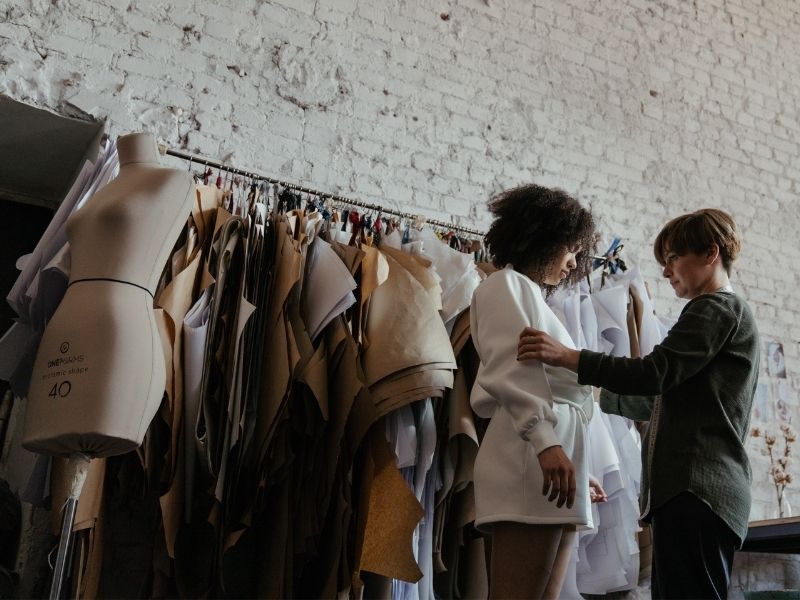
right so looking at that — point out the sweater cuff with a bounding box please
[529,421,560,455]
[598,388,621,415]
[577,349,604,386]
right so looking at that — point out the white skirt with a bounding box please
[474,400,593,531]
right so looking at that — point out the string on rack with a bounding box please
[160,146,487,238]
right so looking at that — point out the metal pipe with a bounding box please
[49,453,91,600]
[161,146,487,237]
[49,496,78,600]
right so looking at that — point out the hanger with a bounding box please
[347,209,362,246]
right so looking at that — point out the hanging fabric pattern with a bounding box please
[8,141,667,600]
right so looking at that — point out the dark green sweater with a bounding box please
[578,291,760,545]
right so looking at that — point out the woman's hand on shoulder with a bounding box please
[518,327,580,372]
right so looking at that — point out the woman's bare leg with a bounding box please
[543,525,577,599]
[489,522,568,599]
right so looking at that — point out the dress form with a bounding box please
[23,132,195,457]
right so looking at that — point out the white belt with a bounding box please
[553,397,590,425]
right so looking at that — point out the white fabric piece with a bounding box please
[385,405,418,469]
[590,285,631,358]
[409,227,481,323]
[389,400,439,600]
[416,454,439,600]
[579,287,600,352]
[382,228,403,249]
[415,400,437,600]
[577,499,637,594]
[548,264,667,596]
[414,400,437,499]
[302,237,357,342]
[0,140,119,394]
[599,265,664,356]
[560,540,584,600]
[588,407,624,497]
[576,412,641,595]
[7,162,90,318]
[182,286,213,519]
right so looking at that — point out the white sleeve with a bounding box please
[472,272,560,455]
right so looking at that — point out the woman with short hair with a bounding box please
[517,208,759,599]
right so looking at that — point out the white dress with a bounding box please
[470,266,593,530]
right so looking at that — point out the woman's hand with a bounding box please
[588,475,608,503]
[537,445,576,509]
[518,327,581,372]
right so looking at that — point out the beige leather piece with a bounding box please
[154,249,203,557]
[70,511,104,600]
[449,309,471,356]
[153,308,173,413]
[375,389,446,417]
[378,245,442,311]
[324,314,376,477]
[192,184,225,253]
[370,368,454,414]
[451,480,479,532]
[251,218,302,477]
[358,428,424,583]
[194,216,244,479]
[630,286,645,352]
[328,238,365,277]
[461,537,489,600]
[627,290,641,359]
[452,443,478,514]
[357,245,389,345]
[214,253,257,503]
[448,366,479,444]
[372,362,456,384]
[361,253,455,387]
[157,252,202,467]
[299,334,329,420]
[225,292,257,452]
[372,365,454,394]
[198,206,235,291]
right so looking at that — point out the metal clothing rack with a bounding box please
[161,147,487,238]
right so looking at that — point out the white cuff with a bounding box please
[529,420,560,455]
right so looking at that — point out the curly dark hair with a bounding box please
[485,184,597,294]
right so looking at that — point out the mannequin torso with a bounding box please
[24,132,195,457]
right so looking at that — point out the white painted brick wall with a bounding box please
[2,0,800,595]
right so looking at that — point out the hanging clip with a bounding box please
[591,237,627,289]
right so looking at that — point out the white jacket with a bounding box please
[470,266,593,528]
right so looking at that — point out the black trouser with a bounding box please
[650,492,739,599]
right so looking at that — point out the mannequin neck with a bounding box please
[117,133,160,166]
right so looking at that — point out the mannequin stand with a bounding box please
[50,453,90,600]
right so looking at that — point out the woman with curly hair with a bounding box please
[469,184,602,599]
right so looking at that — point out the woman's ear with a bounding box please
[706,243,721,265]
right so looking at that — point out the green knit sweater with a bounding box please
[578,290,760,545]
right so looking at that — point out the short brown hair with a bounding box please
[654,208,741,273]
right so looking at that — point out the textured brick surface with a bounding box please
[2,0,800,595]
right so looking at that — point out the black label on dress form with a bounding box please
[40,340,89,398]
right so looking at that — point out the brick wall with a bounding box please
[2,0,800,596]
